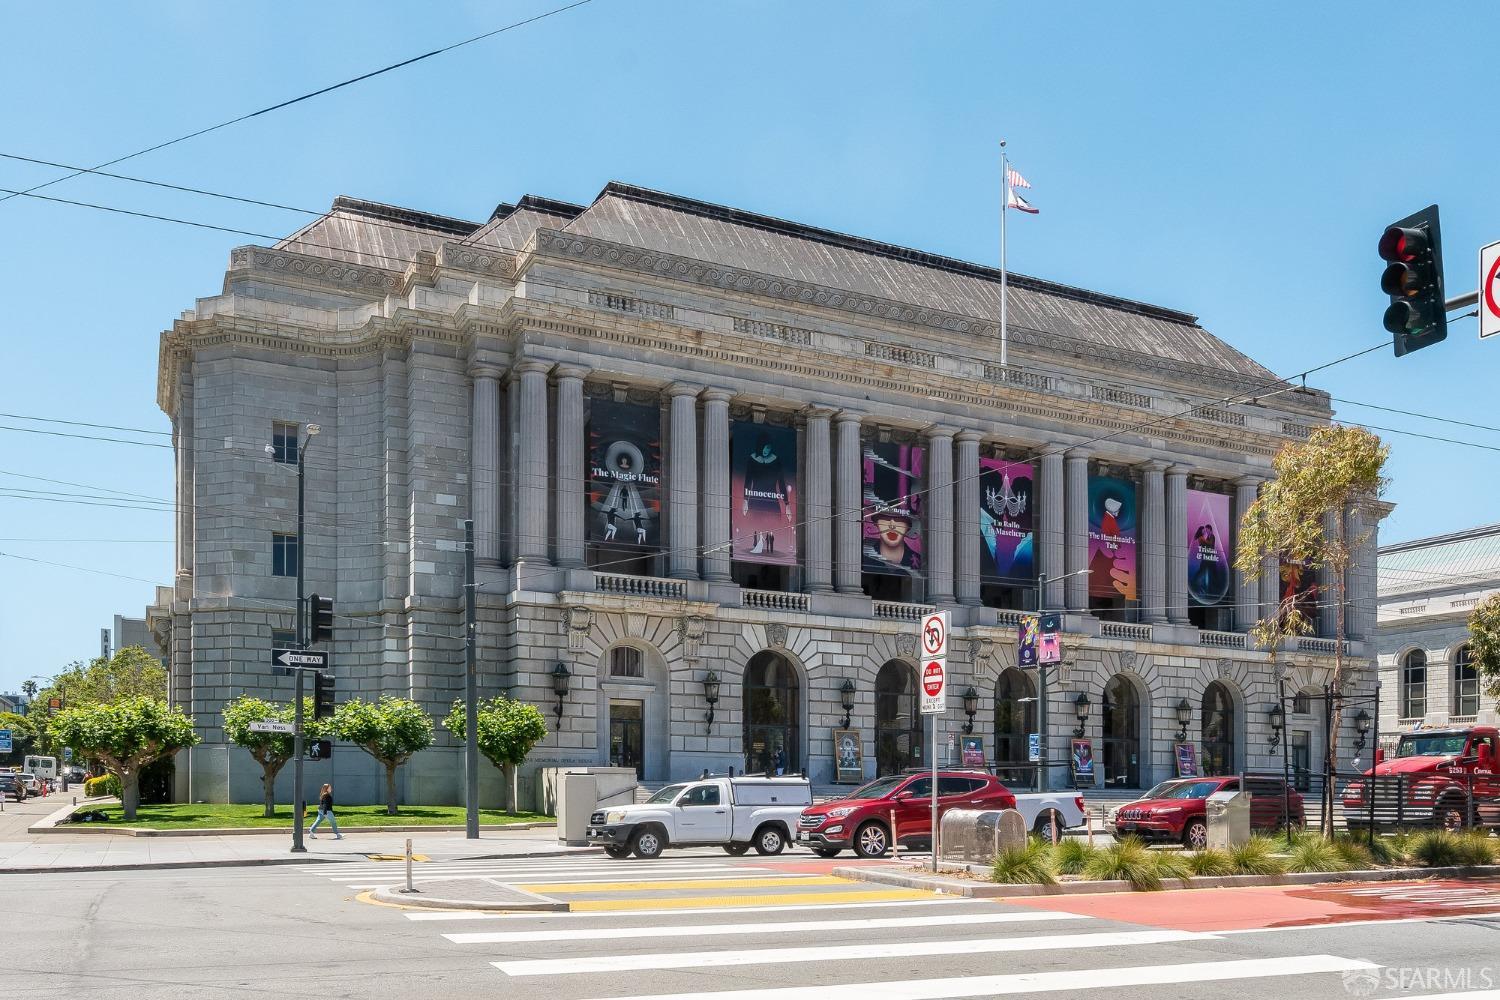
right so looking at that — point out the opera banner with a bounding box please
[1087,475,1138,601]
[861,442,925,577]
[587,399,662,549]
[730,422,797,565]
[979,458,1035,583]
[1280,556,1319,623]
[1187,489,1231,607]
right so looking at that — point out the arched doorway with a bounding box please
[994,668,1036,785]
[743,651,800,776]
[597,642,671,782]
[1101,674,1142,788]
[1202,681,1236,776]
[875,660,922,776]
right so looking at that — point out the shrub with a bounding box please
[1452,832,1497,867]
[1387,830,1417,866]
[1330,835,1375,870]
[1151,850,1192,885]
[1185,847,1236,876]
[991,838,1057,885]
[1052,838,1098,875]
[1288,834,1346,873]
[84,774,121,798]
[1411,830,1463,868]
[1228,836,1287,876]
[1083,837,1163,891]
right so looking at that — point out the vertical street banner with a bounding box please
[979,458,1035,583]
[861,442,925,577]
[1038,612,1062,664]
[1088,475,1138,600]
[1017,613,1040,668]
[1186,489,1231,607]
[730,422,797,565]
[587,399,662,550]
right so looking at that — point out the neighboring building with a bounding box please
[103,615,168,665]
[154,182,1383,807]
[1377,524,1500,738]
[0,692,19,714]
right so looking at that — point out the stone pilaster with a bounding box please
[1140,460,1168,624]
[1318,509,1340,638]
[926,426,956,604]
[1166,465,1190,624]
[701,388,733,583]
[1233,477,1263,631]
[1063,449,1090,611]
[513,360,551,565]
[1261,550,1280,622]
[804,407,835,594]
[553,365,588,569]
[834,410,864,595]
[667,383,703,581]
[469,364,503,566]
[955,430,982,606]
[1038,448,1065,610]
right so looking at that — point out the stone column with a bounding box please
[1261,550,1280,622]
[834,410,864,595]
[553,365,587,569]
[804,407,835,593]
[955,431,982,606]
[1140,461,1168,624]
[1063,449,1090,611]
[701,388,733,583]
[1234,477,1263,632]
[926,426,956,604]
[1317,509,1340,638]
[1166,465,1190,624]
[667,383,702,581]
[1038,448,1065,610]
[469,364,503,566]
[514,360,551,565]
[1346,502,1379,642]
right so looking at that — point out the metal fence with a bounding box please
[1242,767,1500,835]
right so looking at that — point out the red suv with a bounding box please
[797,770,1016,858]
[1111,776,1304,849]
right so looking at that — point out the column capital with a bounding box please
[803,404,838,421]
[1065,447,1091,462]
[955,429,984,444]
[512,358,552,377]
[468,362,505,380]
[700,386,735,404]
[1166,464,1193,479]
[1140,459,1171,474]
[552,363,590,382]
[1040,442,1070,459]
[925,423,958,441]
[834,409,864,426]
[664,381,705,400]
[1235,474,1265,488]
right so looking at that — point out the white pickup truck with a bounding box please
[1013,790,1089,837]
[588,775,812,859]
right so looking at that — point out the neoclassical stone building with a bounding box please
[153,182,1383,806]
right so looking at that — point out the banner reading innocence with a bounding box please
[731,422,797,565]
[979,458,1035,583]
[1087,475,1137,601]
[1186,489,1231,607]
[587,399,662,550]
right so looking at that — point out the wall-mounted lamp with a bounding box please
[1174,698,1192,742]
[840,679,856,729]
[703,670,721,730]
[1072,691,1092,738]
[962,686,979,735]
[1353,708,1371,752]
[1268,702,1285,752]
[551,662,571,725]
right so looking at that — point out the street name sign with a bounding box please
[249,720,294,734]
[1482,240,1500,340]
[920,658,947,715]
[920,610,949,660]
[270,648,328,670]
[0,730,10,753]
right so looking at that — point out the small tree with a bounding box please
[1236,424,1388,836]
[331,696,433,815]
[49,697,199,820]
[1466,594,1500,706]
[444,696,548,816]
[222,696,319,818]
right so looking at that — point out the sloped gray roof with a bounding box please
[274,196,480,268]
[1379,524,1500,597]
[469,195,584,250]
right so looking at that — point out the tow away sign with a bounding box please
[920,658,947,715]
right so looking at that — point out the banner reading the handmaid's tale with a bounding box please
[861,442,925,577]
[1186,489,1231,607]
[979,458,1035,584]
[587,399,662,550]
[1087,475,1137,601]
[731,422,797,565]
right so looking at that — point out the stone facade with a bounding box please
[154,184,1382,807]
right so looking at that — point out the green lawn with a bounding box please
[69,803,550,830]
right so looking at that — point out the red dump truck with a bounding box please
[1343,726,1500,831]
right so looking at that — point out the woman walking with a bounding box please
[308,783,342,839]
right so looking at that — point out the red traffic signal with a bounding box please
[1378,205,1446,357]
[1378,225,1429,264]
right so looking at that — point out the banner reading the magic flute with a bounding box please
[731,422,797,565]
[587,399,662,550]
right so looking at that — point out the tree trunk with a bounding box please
[120,769,141,821]
[503,763,517,816]
[385,763,398,816]
[260,759,286,818]
[1324,514,1348,838]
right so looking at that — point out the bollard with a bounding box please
[405,838,414,894]
[1050,810,1058,845]
[889,808,898,858]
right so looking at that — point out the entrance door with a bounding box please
[609,700,645,779]
[1291,731,1311,792]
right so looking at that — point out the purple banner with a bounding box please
[731,422,797,565]
[979,458,1035,583]
[861,442,925,577]
[1088,475,1137,601]
[1187,490,1231,607]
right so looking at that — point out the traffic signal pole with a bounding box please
[464,519,479,840]
[291,438,308,854]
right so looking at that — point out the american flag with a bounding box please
[1006,166,1032,190]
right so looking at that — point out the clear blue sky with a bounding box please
[3,2,1496,693]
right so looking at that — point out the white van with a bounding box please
[23,755,58,781]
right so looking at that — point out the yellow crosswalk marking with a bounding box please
[567,888,937,912]
[519,875,851,894]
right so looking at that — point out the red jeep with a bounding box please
[1343,726,1500,831]
[797,770,1017,858]
[1112,776,1305,849]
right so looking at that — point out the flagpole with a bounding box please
[1000,140,1009,368]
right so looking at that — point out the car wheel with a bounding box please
[1183,819,1208,851]
[754,825,786,856]
[1033,812,1058,840]
[811,846,842,858]
[852,821,890,858]
[603,845,631,859]
[631,827,665,860]
[723,842,751,856]
[1438,802,1470,833]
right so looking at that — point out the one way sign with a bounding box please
[270,648,328,670]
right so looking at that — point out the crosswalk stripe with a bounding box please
[336,869,766,888]
[320,862,748,878]
[517,875,842,893]
[445,909,1087,944]
[492,929,1215,976]
[406,896,965,921]
[567,889,936,912]
[584,955,1375,1000]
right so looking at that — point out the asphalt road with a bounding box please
[7,848,1500,1000]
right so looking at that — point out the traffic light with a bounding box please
[306,739,332,761]
[1379,204,1447,356]
[309,594,334,644]
[313,671,335,721]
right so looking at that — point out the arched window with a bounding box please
[875,661,922,777]
[1400,650,1427,721]
[743,651,800,776]
[994,669,1036,782]
[1101,674,1141,788]
[1201,682,1236,776]
[1454,646,1479,718]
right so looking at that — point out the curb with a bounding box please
[0,856,344,876]
[371,883,570,912]
[834,862,1500,897]
[31,818,558,837]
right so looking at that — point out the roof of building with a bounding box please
[1379,523,1500,598]
[273,182,1279,382]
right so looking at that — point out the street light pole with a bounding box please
[1033,568,1090,793]
[290,424,318,854]
[464,519,479,840]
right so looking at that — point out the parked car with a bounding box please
[1111,775,1304,848]
[796,770,1019,858]
[587,775,812,859]
[1343,726,1500,832]
[0,773,27,801]
[18,773,44,795]
[64,767,87,785]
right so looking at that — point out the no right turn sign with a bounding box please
[1480,241,1500,340]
